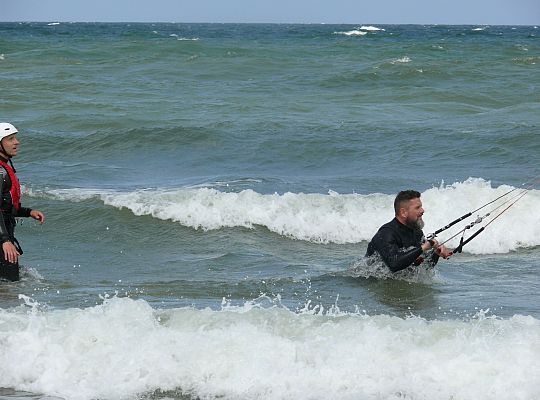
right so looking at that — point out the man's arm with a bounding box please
[0,173,11,243]
[0,174,19,263]
[14,206,32,218]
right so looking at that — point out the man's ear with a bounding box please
[398,207,407,219]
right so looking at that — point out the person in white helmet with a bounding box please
[0,122,45,281]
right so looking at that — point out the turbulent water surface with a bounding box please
[0,23,539,400]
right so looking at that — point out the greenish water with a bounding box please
[0,23,539,400]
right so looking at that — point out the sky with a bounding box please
[1,0,539,25]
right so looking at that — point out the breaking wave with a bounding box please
[27,178,540,254]
[1,296,538,400]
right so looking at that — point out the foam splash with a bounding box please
[346,256,439,283]
[0,296,538,400]
[29,178,540,254]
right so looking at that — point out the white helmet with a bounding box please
[0,123,19,140]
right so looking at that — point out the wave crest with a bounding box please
[30,178,540,254]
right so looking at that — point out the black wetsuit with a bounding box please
[365,218,439,272]
[0,156,31,281]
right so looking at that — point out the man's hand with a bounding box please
[434,244,453,259]
[422,239,453,259]
[422,238,438,252]
[2,241,20,263]
[30,210,45,224]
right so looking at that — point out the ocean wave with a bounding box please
[1,296,538,400]
[390,56,412,64]
[334,26,385,36]
[359,25,385,31]
[170,33,200,40]
[26,126,224,158]
[27,178,540,254]
[333,30,367,36]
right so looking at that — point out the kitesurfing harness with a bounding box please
[428,176,539,254]
[0,159,21,212]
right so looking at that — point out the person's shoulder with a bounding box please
[375,218,400,236]
[379,218,399,231]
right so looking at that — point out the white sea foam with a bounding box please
[29,178,540,254]
[391,56,412,64]
[169,33,199,41]
[333,30,367,36]
[47,22,61,26]
[0,296,538,400]
[359,25,385,31]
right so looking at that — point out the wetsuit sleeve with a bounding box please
[0,172,11,243]
[426,251,440,268]
[370,227,423,272]
[14,207,32,218]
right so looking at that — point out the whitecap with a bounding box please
[47,22,61,26]
[360,25,385,31]
[391,56,411,64]
[333,30,367,36]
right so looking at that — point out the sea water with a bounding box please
[0,23,539,400]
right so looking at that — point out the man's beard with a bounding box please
[406,216,424,230]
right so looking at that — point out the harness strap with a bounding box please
[0,159,21,212]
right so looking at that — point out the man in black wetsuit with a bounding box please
[0,122,45,281]
[366,190,451,273]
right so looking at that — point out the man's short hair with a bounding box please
[394,190,421,215]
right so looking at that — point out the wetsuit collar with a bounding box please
[394,217,416,232]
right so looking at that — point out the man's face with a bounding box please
[403,197,425,229]
[1,134,19,157]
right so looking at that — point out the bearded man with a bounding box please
[365,190,452,272]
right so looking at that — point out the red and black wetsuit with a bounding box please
[0,155,32,281]
[365,218,439,272]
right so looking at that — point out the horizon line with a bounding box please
[1,20,539,27]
